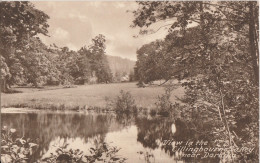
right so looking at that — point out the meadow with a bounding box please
[1,82,185,110]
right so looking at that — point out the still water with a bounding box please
[1,112,216,163]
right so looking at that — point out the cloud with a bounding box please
[33,1,169,60]
[68,12,88,23]
[52,27,69,40]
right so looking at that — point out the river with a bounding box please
[1,110,219,163]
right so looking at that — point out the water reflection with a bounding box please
[2,113,115,162]
[2,112,219,162]
[171,123,176,135]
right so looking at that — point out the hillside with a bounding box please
[106,55,136,77]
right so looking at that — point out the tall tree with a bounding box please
[79,35,112,83]
[132,1,259,85]
[135,40,175,84]
[132,2,259,162]
[0,1,49,91]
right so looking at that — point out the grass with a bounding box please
[1,82,185,110]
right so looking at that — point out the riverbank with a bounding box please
[1,82,185,111]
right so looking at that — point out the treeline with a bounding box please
[0,2,112,92]
[132,1,258,162]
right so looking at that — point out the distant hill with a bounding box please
[106,55,136,77]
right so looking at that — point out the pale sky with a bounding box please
[33,1,170,61]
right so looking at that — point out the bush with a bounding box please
[114,90,137,113]
[149,108,157,117]
[155,86,173,116]
[46,76,60,86]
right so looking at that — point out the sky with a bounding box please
[33,1,170,61]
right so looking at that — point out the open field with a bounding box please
[1,82,185,110]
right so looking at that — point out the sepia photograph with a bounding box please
[0,1,259,163]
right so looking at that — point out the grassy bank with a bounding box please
[1,82,184,110]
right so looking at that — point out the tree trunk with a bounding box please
[249,2,259,85]
[1,78,7,92]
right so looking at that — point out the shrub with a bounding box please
[1,127,38,163]
[114,90,137,113]
[149,108,157,117]
[155,86,173,116]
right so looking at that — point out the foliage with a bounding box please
[153,82,181,117]
[79,34,113,84]
[114,90,137,113]
[155,84,174,116]
[128,70,136,82]
[132,1,259,162]
[0,2,113,91]
[1,126,38,163]
[134,40,173,84]
[0,1,49,91]
[1,126,126,163]
[41,142,126,163]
